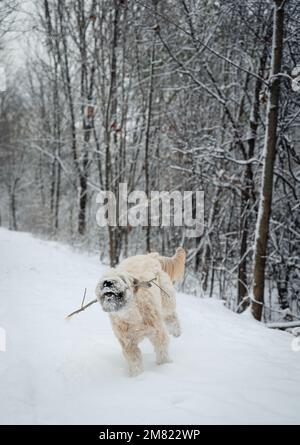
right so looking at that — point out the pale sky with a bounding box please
[4,0,39,71]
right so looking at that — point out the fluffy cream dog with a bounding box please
[95,247,186,376]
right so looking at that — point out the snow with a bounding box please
[0,228,300,425]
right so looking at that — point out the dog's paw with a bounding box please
[168,325,181,338]
[156,355,172,365]
[128,365,143,377]
[166,322,181,338]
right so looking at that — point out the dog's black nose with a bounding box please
[103,280,113,288]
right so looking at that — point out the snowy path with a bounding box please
[0,228,300,425]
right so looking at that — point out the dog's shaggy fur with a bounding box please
[95,247,185,376]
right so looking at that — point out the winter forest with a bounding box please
[0,0,300,326]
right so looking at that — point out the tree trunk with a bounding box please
[251,0,285,321]
[237,42,268,312]
[106,2,120,267]
[9,188,17,231]
[145,37,156,252]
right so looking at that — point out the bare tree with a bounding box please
[252,0,285,321]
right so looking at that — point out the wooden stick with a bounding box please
[81,288,87,308]
[65,298,98,320]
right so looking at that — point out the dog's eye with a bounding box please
[103,280,113,288]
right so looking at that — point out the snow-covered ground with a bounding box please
[0,228,300,425]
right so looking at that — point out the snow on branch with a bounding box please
[266,321,300,330]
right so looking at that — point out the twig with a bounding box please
[65,298,98,320]
[81,288,87,308]
[151,280,172,299]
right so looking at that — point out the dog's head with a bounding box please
[95,269,137,313]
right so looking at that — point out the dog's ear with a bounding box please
[133,277,140,291]
[132,277,153,291]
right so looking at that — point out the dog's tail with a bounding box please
[150,247,186,282]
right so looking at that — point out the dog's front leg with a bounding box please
[149,322,172,365]
[120,339,143,377]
